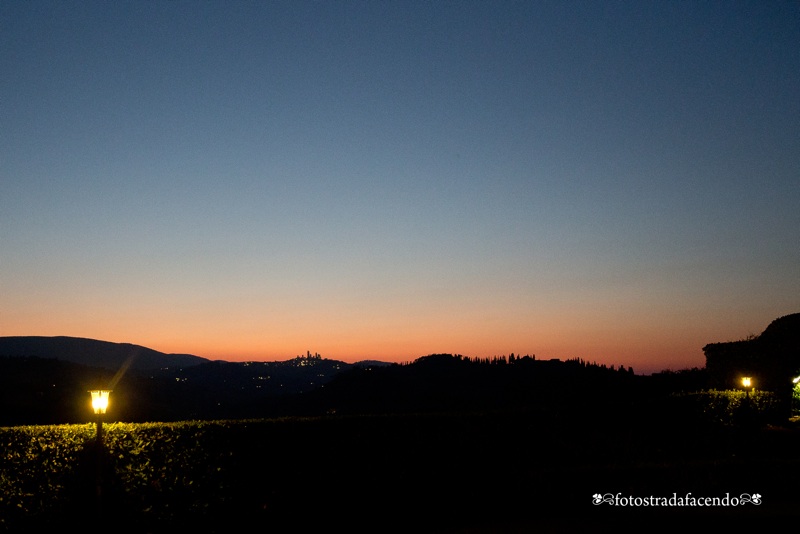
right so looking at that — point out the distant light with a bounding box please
[741,377,752,388]
[793,376,800,384]
[89,390,111,415]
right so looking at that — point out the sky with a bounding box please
[2,1,798,374]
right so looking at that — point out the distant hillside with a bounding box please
[293,353,646,416]
[0,349,712,426]
[0,336,208,370]
[0,353,362,425]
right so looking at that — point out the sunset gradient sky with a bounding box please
[2,1,799,374]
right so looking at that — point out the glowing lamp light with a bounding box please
[741,377,752,389]
[793,376,800,384]
[89,390,111,415]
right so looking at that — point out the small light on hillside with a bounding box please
[89,390,111,415]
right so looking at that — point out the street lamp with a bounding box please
[88,390,111,441]
[90,390,111,414]
[741,377,753,397]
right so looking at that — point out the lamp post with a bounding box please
[88,389,111,517]
[741,377,752,397]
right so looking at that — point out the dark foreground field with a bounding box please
[3,407,800,533]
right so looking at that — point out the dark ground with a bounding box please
[21,410,798,534]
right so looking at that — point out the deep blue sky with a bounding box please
[2,1,799,373]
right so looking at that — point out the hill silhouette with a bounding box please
[0,348,663,425]
[0,353,363,425]
[0,336,208,370]
[3,314,797,426]
[292,353,645,416]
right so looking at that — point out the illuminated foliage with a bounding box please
[0,424,95,524]
[793,382,800,415]
[673,389,783,426]
[0,420,252,528]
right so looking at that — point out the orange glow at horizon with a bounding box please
[4,286,793,375]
